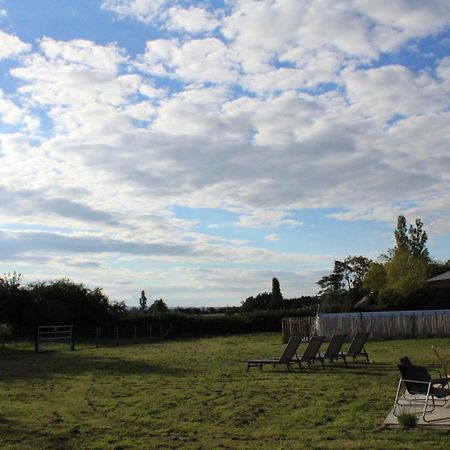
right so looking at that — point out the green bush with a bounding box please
[397,412,418,428]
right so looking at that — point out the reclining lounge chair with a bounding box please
[319,334,347,366]
[341,332,369,363]
[296,335,325,370]
[246,336,303,372]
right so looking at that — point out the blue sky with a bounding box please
[0,0,449,307]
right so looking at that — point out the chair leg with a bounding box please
[422,383,433,422]
[393,378,404,417]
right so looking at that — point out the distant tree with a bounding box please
[28,278,111,326]
[394,215,429,259]
[139,290,147,311]
[363,262,388,296]
[150,298,168,312]
[394,215,409,252]
[363,216,431,307]
[317,256,372,293]
[408,218,429,259]
[241,292,271,311]
[108,300,128,319]
[270,277,284,309]
[0,272,34,335]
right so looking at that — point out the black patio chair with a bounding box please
[340,332,369,363]
[246,335,303,372]
[394,364,450,422]
[399,356,449,387]
[296,335,325,369]
[319,334,347,366]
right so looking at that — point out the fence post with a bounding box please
[133,324,137,342]
[70,325,75,351]
[35,328,39,353]
[115,326,119,345]
[95,326,101,348]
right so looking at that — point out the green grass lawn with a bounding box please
[1,334,450,449]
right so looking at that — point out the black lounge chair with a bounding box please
[399,356,449,387]
[246,336,303,372]
[394,364,450,422]
[340,332,369,363]
[296,335,325,369]
[319,334,347,366]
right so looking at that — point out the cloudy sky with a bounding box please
[0,0,449,307]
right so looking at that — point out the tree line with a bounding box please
[317,216,449,312]
[241,216,449,313]
[1,216,448,338]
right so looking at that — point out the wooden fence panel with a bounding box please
[282,310,450,341]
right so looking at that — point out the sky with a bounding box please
[0,0,449,308]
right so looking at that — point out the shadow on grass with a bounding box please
[244,361,398,378]
[0,346,188,381]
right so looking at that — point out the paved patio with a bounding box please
[383,391,450,429]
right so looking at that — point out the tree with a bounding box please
[317,256,371,293]
[394,215,429,260]
[150,298,168,312]
[241,292,271,311]
[363,262,388,296]
[270,277,283,309]
[363,216,431,307]
[139,290,147,311]
[394,215,409,252]
[408,218,429,259]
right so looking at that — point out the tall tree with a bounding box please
[270,277,283,309]
[394,215,429,259]
[139,290,147,311]
[408,218,429,259]
[394,215,409,251]
[363,216,430,305]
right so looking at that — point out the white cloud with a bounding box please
[2,0,450,304]
[139,37,238,84]
[0,30,30,60]
[0,89,23,125]
[101,0,168,23]
[167,7,220,33]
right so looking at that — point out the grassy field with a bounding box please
[1,334,450,449]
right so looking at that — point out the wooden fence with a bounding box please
[282,309,450,341]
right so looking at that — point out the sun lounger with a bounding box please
[246,336,303,372]
[319,334,347,366]
[296,335,325,369]
[394,364,450,422]
[340,332,369,363]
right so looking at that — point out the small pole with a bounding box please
[70,325,75,351]
[1,334,5,354]
[133,324,137,342]
[35,328,39,353]
[159,321,163,337]
[149,323,152,340]
[95,326,100,348]
[115,326,119,345]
